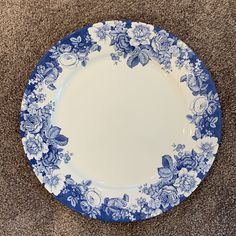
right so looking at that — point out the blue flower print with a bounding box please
[41,146,61,169]
[111,33,133,54]
[110,53,120,63]
[41,170,64,195]
[151,30,174,53]
[26,103,40,115]
[196,155,212,175]
[157,185,180,209]
[174,168,201,197]
[151,30,175,69]
[191,96,209,115]
[139,198,162,217]
[44,62,62,90]
[44,175,60,188]
[88,22,112,44]
[169,45,181,57]
[58,52,78,67]
[112,21,127,33]
[22,134,48,160]
[85,189,102,208]
[148,198,161,210]
[40,102,55,118]
[180,74,203,95]
[104,194,129,217]
[185,92,220,140]
[175,150,199,171]
[32,161,47,176]
[21,91,37,108]
[63,152,71,164]
[127,22,155,46]
[21,112,43,134]
[196,136,219,158]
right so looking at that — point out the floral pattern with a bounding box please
[22,133,48,160]
[20,21,221,222]
[127,22,155,46]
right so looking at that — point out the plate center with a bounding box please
[53,54,191,188]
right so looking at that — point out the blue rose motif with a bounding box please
[21,113,43,134]
[113,33,132,54]
[176,151,198,170]
[41,147,61,168]
[127,22,155,46]
[196,136,219,158]
[23,134,48,160]
[104,194,129,216]
[191,96,209,115]
[150,30,174,68]
[58,52,78,67]
[85,189,101,207]
[174,168,201,197]
[151,30,173,53]
[180,74,203,95]
[157,185,179,209]
[88,22,112,44]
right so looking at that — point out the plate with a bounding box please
[20,21,221,222]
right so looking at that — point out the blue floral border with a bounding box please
[20,21,222,222]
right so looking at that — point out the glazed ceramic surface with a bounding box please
[20,21,221,222]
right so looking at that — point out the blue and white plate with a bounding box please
[20,21,221,222]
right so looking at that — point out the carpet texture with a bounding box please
[0,0,236,235]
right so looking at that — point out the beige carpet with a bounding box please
[0,0,236,235]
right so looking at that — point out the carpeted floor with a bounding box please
[0,0,236,235]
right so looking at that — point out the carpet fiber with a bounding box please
[0,0,236,235]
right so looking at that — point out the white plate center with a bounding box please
[53,54,192,188]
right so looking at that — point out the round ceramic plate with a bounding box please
[20,21,221,222]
